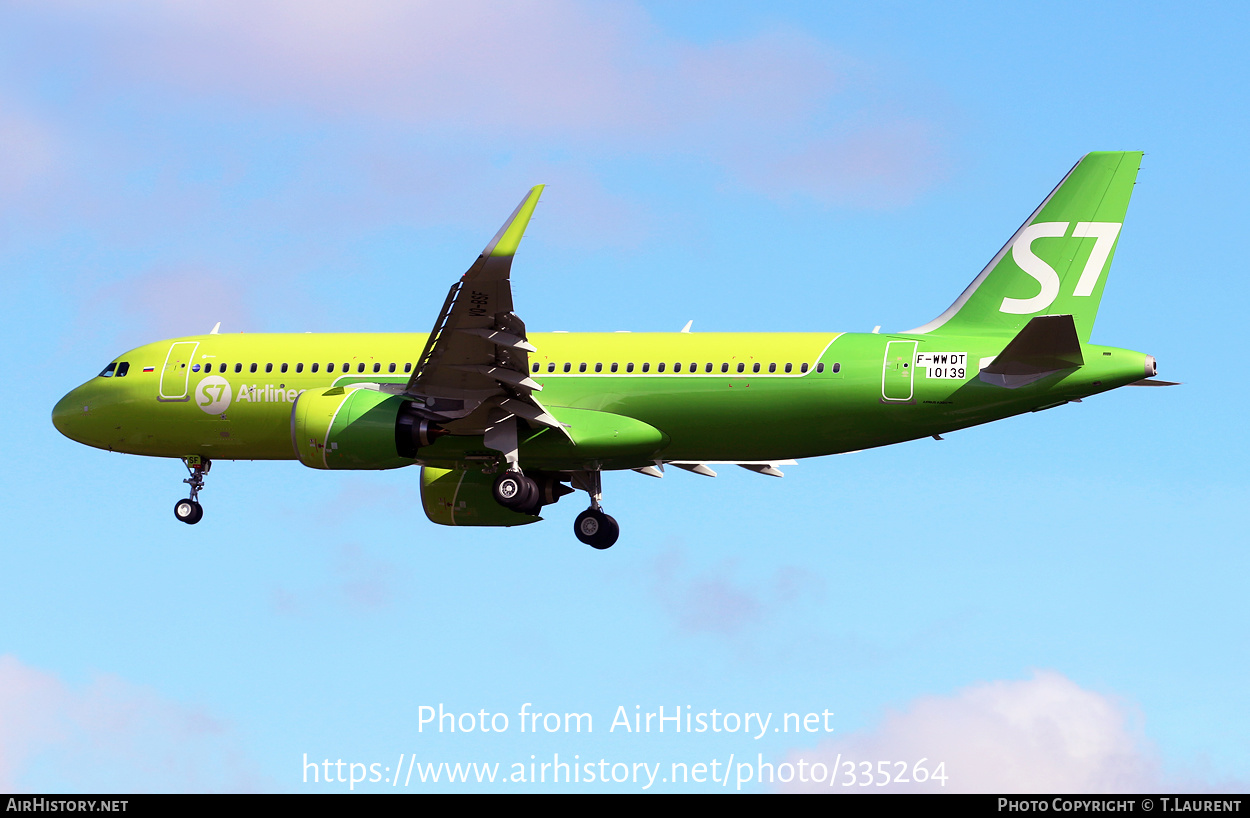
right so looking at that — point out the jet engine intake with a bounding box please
[291,386,445,470]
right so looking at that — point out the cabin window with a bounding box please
[99,363,116,378]
[235,363,243,373]
[532,363,540,373]
[784,363,792,373]
[720,363,729,373]
[388,363,396,373]
[832,362,841,373]
[250,363,258,373]
[610,363,618,373]
[546,362,555,373]
[800,362,808,373]
[357,363,365,373]
[658,362,666,373]
[404,363,412,373]
[595,363,603,373]
[737,363,745,373]
[265,363,273,373]
[295,363,303,373]
[752,363,760,373]
[641,362,649,373]
[219,363,227,373]
[281,363,288,373]
[563,362,571,373]
[342,362,350,372]
[327,363,335,373]
[579,363,587,373]
[311,363,319,373]
[768,363,776,373]
[371,362,380,373]
[690,362,698,373]
[701,362,710,373]
[626,362,634,373]
[674,363,682,373]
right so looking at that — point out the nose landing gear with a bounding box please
[175,456,210,525]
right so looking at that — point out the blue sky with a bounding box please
[1,0,1246,793]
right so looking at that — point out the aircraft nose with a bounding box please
[52,386,91,443]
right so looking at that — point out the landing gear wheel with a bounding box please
[174,498,203,525]
[574,509,619,549]
[493,470,538,511]
[177,456,209,524]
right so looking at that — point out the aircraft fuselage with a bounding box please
[53,330,1152,468]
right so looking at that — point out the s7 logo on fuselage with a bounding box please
[195,376,232,414]
[1000,221,1122,314]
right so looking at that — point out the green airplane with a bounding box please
[53,151,1170,549]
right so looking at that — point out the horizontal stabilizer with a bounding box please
[979,314,1083,389]
[1128,378,1181,387]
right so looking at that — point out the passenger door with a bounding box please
[159,342,199,401]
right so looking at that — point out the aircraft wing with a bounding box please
[403,186,566,438]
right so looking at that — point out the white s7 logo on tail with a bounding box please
[1000,221,1122,314]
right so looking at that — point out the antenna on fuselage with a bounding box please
[680,320,693,333]
[209,322,221,334]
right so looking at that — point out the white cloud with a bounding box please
[780,671,1165,793]
[0,655,263,792]
[648,550,824,637]
[31,0,946,207]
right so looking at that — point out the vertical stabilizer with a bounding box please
[907,152,1142,341]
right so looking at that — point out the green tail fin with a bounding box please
[908,151,1143,341]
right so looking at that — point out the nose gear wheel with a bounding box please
[175,456,210,525]
[174,498,203,524]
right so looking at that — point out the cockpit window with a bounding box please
[116,362,130,377]
[99,363,117,378]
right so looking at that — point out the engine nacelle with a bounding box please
[421,466,541,527]
[291,386,443,470]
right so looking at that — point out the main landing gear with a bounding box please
[492,469,574,517]
[574,508,618,550]
[492,470,539,513]
[490,466,619,549]
[174,456,210,525]
[571,469,618,550]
